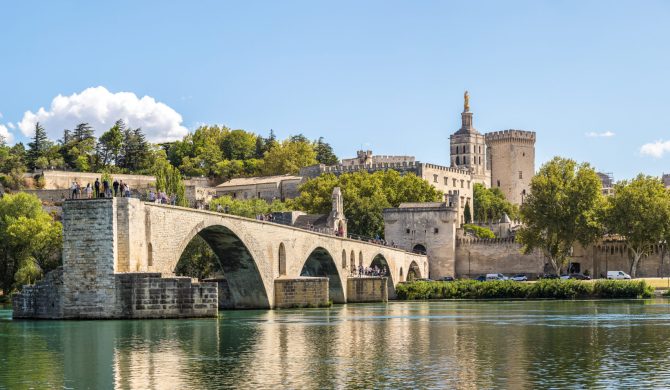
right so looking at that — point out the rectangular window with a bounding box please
[519,171,523,179]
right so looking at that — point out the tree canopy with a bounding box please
[604,175,670,277]
[517,157,604,275]
[473,183,519,222]
[0,192,62,294]
[291,170,443,238]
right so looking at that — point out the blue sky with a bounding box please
[1,1,669,180]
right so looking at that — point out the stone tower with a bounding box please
[485,130,536,205]
[450,91,489,185]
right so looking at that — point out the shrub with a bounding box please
[462,224,495,239]
[395,279,653,300]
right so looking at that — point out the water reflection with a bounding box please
[2,300,670,388]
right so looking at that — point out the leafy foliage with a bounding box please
[517,157,605,275]
[604,175,670,277]
[0,193,62,294]
[462,224,495,239]
[291,170,443,237]
[473,183,519,222]
[395,279,653,300]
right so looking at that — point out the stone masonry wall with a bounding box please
[61,199,118,319]
[115,273,217,318]
[346,277,388,303]
[12,268,64,319]
[274,277,329,308]
[455,238,545,278]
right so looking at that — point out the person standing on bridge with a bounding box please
[94,178,100,198]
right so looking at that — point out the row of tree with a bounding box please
[165,126,337,181]
[518,156,670,277]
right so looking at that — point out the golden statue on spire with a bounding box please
[464,90,470,112]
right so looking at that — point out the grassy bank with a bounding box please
[396,279,654,300]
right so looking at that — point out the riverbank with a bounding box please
[396,279,654,300]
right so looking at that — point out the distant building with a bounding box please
[301,91,537,224]
[214,174,302,202]
[597,172,615,196]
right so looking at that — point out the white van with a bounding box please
[486,273,508,281]
[607,271,631,280]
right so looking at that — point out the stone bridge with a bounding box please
[15,198,427,318]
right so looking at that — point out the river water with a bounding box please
[2,300,670,389]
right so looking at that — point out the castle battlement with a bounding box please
[420,163,471,175]
[485,129,536,144]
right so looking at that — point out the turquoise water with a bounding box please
[2,300,670,389]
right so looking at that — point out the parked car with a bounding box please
[569,273,591,280]
[540,274,559,279]
[607,270,631,280]
[486,273,509,281]
[475,275,487,282]
[510,274,528,281]
[440,276,455,282]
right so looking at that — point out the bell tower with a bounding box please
[449,91,489,185]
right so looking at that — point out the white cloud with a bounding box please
[0,124,13,144]
[585,131,615,137]
[17,86,188,142]
[640,140,670,158]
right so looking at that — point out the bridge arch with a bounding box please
[407,260,421,281]
[174,223,271,309]
[300,247,345,304]
[370,253,396,298]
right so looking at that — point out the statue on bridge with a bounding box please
[328,187,347,237]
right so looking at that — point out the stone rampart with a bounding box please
[274,277,329,308]
[455,238,545,278]
[346,277,388,303]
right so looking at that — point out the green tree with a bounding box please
[314,137,338,165]
[97,120,125,167]
[464,201,472,224]
[27,122,52,170]
[473,183,519,222]
[222,129,257,160]
[292,170,442,237]
[174,235,222,279]
[154,159,187,206]
[605,175,670,278]
[0,193,62,294]
[517,157,604,275]
[262,137,317,175]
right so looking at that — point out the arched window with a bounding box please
[278,243,286,276]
